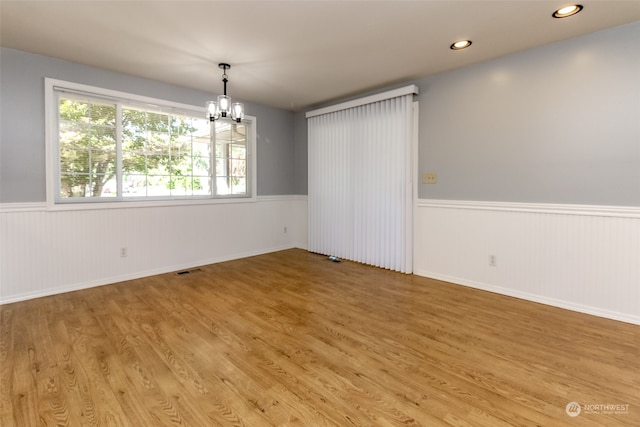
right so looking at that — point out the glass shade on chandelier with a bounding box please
[207,63,244,123]
[206,100,217,120]
[231,102,244,121]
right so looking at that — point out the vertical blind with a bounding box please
[307,87,417,273]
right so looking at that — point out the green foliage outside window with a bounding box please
[57,92,248,201]
[58,97,216,198]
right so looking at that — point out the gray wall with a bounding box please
[293,111,308,195]
[295,22,640,206]
[0,48,295,202]
[418,21,639,205]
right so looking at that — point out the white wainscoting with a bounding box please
[415,199,640,325]
[0,195,308,304]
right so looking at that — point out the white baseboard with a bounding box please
[1,244,298,305]
[415,269,640,326]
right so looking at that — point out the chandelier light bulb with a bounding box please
[218,95,231,117]
[231,103,244,122]
[206,101,219,121]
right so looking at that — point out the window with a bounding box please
[46,79,256,206]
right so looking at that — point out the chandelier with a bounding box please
[206,63,244,123]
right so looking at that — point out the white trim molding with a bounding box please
[0,202,47,213]
[418,199,640,218]
[0,196,309,213]
[257,194,307,202]
[414,199,640,325]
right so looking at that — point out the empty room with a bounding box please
[1,1,639,426]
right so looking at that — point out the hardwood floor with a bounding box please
[1,249,638,426]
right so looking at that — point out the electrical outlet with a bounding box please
[120,247,128,258]
[423,172,437,184]
[489,255,497,266]
[284,226,288,234]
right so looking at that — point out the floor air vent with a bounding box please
[175,268,202,276]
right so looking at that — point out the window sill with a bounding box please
[45,196,257,212]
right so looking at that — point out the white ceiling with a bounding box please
[1,0,639,111]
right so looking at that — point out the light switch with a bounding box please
[423,172,437,184]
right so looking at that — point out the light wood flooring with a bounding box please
[1,249,638,426]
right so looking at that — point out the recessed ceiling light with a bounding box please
[553,4,583,18]
[450,40,472,50]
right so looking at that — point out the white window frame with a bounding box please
[45,78,257,211]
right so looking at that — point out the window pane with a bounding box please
[172,156,192,176]
[232,123,247,143]
[101,179,118,196]
[91,150,117,174]
[230,159,246,177]
[59,122,88,148]
[91,127,116,151]
[230,144,246,160]
[213,121,248,196]
[215,143,225,158]
[173,135,192,157]
[121,109,211,197]
[192,176,210,195]
[216,157,227,177]
[147,154,171,173]
[90,104,116,126]
[147,175,172,196]
[123,152,148,174]
[170,176,192,196]
[146,111,167,132]
[123,174,147,197]
[148,131,170,155]
[193,139,210,154]
[215,122,232,142]
[58,97,117,199]
[231,177,246,195]
[123,109,147,138]
[192,155,211,176]
[60,173,90,198]
[216,177,230,195]
[59,99,89,122]
[60,149,89,173]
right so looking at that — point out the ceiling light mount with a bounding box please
[206,63,244,123]
[450,40,472,50]
[553,4,583,18]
